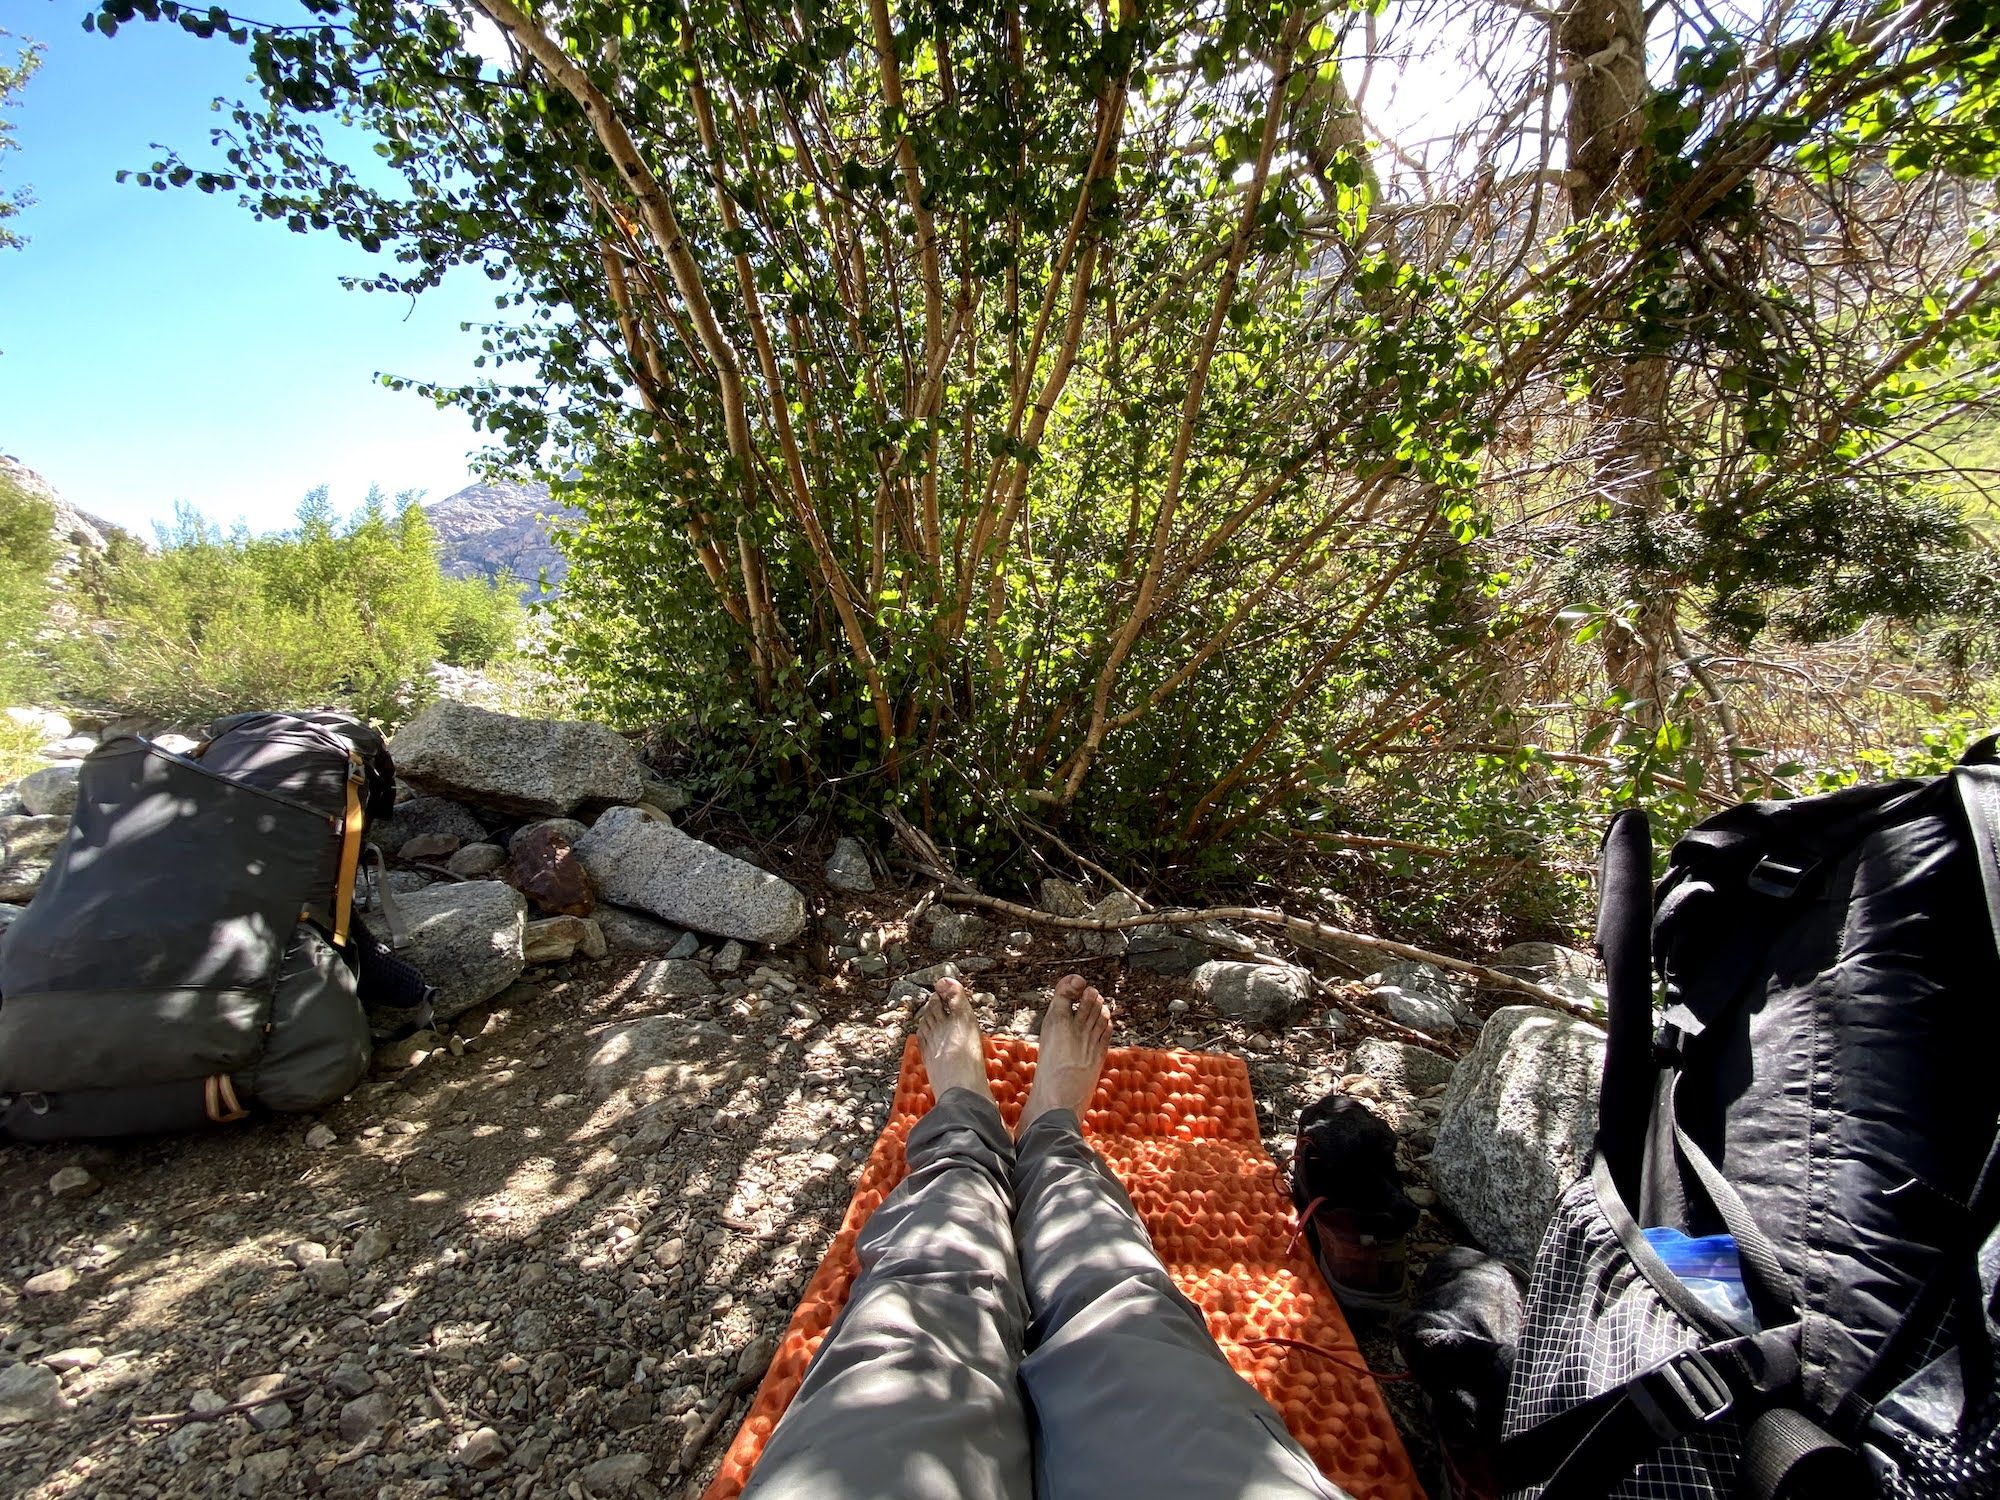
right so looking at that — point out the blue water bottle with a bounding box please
[1642,1227,1758,1331]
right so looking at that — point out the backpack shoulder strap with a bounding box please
[1595,808,1655,1210]
[1953,737,2000,957]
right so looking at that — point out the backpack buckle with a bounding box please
[1747,854,1816,898]
[1630,1350,1734,1439]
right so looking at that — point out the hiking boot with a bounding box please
[1305,1206,1412,1318]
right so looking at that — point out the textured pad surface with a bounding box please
[704,1036,1422,1500]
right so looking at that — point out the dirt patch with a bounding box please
[0,891,1470,1498]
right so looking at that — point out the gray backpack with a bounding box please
[0,711,409,1139]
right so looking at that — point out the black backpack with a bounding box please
[1499,735,2000,1499]
[0,710,429,1139]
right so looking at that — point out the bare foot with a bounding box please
[917,977,992,1103]
[1018,974,1111,1134]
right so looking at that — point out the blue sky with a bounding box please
[0,1,505,534]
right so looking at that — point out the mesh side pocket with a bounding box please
[1866,1214,2000,1499]
[1504,1175,1746,1500]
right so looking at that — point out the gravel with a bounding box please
[0,862,1485,1498]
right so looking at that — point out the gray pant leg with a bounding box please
[741,1087,1033,1500]
[1013,1109,1351,1500]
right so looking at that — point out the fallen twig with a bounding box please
[135,1383,312,1427]
[934,892,1593,1018]
[885,805,1594,1019]
[673,1367,762,1489]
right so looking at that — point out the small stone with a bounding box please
[594,904,686,954]
[303,1258,351,1297]
[446,841,508,878]
[285,1240,329,1267]
[0,1362,67,1425]
[1352,1037,1457,1093]
[376,795,488,855]
[524,914,592,964]
[1374,984,1460,1038]
[581,1453,652,1496]
[0,813,67,902]
[1366,959,1468,1003]
[339,1390,392,1442]
[236,1372,291,1404]
[24,1267,76,1297]
[455,1425,507,1467]
[17,763,80,818]
[398,832,462,862]
[578,917,608,959]
[823,835,876,893]
[305,1124,338,1149]
[329,1364,376,1400]
[247,1399,293,1433]
[48,1165,98,1199]
[349,1225,393,1268]
[42,1347,102,1373]
[508,816,589,850]
[510,1308,553,1352]
[926,908,987,949]
[737,1332,779,1381]
[633,958,716,999]
[1079,892,1141,956]
[639,776,689,814]
[508,821,598,918]
[712,939,746,974]
[237,1449,291,1497]
[374,1030,440,1072]
[790,1000,821,1023]
[189,1388,229,1416]
[1190,961,1316,1024]
[1038,878,1091,917]
[5,706,70,741]
[665,929,700,961]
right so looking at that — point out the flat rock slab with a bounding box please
[575,808,806,946]
[1429,1005,1606,1265]
[391,701,645,817]
[396,880,527,1022]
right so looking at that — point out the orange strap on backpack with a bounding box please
[331,753,366,948]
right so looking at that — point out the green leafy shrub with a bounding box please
[60,488,522,728]
[0,468,56,704]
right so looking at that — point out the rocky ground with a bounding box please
[0,701,1610,1500]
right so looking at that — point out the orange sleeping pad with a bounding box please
[703,1036,1423,1500]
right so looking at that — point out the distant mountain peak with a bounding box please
[421,479,577,600]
